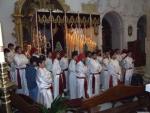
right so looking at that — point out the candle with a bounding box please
[0,23,5,63]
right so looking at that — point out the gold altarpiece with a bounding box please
[12,0,69,48]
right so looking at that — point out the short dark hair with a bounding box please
[92,52,97,56]
[37,55,46,66]
[72,51,78,58]
[30,56,38,64]
[15,46,21,52]
[4,48,10,54]
[47,50,52,56]
[8,43,14,49]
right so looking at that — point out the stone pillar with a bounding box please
[97,24,103,50]
[144,7,150,83]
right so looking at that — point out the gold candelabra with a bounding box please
[0,62,15,113]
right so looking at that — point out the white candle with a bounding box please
[0,23,5,63]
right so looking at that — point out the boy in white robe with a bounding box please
[45,51,53,73]
[7,43,15,82]
[124,52,134,85]
[36,55,53,108]
[60,52,69,91]
[101,52,110,91]
[52,52,64,99]
[108,53,122,87]
[69,51,78,99]
[76,53,88,98]
[97,50,103,65]
[88,52,102,97]
[13,46,29,96]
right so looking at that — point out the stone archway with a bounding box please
[136,15,147,66]
[102,11,123,51]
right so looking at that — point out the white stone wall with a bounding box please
[0,0,17,47]
[0,0,148,49]
[98,0,146,49]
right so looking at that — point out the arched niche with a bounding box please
[102,11,123,51]
[12,0,67,48]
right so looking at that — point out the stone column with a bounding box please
[144,6,150,83]
[97,24,103,50]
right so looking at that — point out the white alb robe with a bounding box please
[108,59,121,87]
[76,61,88,98]
[124,56,134,85]
[101,58,110,91]
[13,53,29,96]
[86,57,92,77]
[7,50,15,82]
[52,58,62,99]
[88,59,102,97]
[36,68,53,108]
[68,59,77,99]
[60,57,69,90]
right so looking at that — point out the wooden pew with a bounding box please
[10,85,149,113]
[11,93,41,113]
[66,85,149,113]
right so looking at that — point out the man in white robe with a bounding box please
[7,43,15,82]
[76,53,88,98]
[124,52,134,85]
[36,55,53,108]
[108,53,122,87]
[52,52,63,99]
[115,49,122,62]
[88,52,102,97]
[101,52,110,91]
[13,46,29,96]
[97,50,103,65]
[60,52,69,91]
[45,51,53,73]
[69,51,78,99]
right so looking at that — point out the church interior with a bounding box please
[0,0,150,113]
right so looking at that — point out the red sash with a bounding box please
[84,78,88,98]
[62,71,66,89]
[16,69,22,89]
[92,75,95,94]
[109,75,113,88]
[59,72,66,95]
[50,84,53,97]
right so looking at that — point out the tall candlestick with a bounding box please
[0,23,5,63]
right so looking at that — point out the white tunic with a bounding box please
[60,57,69,90]
[68,59,77,99]
[108,59,121,87]
[101,58,110,91]
[13,53,29,96]
[86,57,92,80]
[76,61,88,98]
[124,56,134,85]
[88,59,102,97]
[7,50,15,82]
[36,68,53,108]
[52,58,62,99]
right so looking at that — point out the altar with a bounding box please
[31,9,100,56]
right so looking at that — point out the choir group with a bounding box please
[4,43,134,108]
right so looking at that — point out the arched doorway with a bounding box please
[102,12,123,51]
[136,15,146,66]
